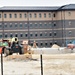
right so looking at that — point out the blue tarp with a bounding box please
[66,40,75,46]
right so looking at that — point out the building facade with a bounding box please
[0,4,75,47]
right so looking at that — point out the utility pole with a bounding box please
[1,51,3,75]
[40,49,43,75]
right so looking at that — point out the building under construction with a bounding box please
[0,4,75,47]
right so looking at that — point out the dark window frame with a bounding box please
[20,34,23,37]
[4,14,7,18]
[9,14,12,18]
[10,34,13,37]
[14,14,17,18]
[0,14,1,18]
[29,13,32,18]
[24,14,27,18]
[20,14,22,18]
[44,13,46,18]
[39,13,41,18]
[34,13,37,18]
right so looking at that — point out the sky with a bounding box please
[0,0,75,7]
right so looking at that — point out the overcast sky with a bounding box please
[0,0,75,7]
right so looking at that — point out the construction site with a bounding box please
[0,37,75,75]
[1,1,75,75]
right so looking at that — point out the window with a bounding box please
[68,12,71,16]
[10,24,12,28]
[53,13,55,17]
[54,41,57,44]
[54,32,56,36]
[20,33,23,37]
[45,32,47,36]
[4,23,7,28]
[15,34,18,37]
[0,25,2,28]
[45,43,47,46]
[30,23,32,27]
[0,14,1,18]
[9,14,12,18]
[34,13,37,18]
[40,33,42,36]
[49,22,51,27]
[0,23,2,28]
[4,14,7,18]
[15,24,17,28]
[35,33,38,37]
[0,34,2,38]
[40,42,43,46]
[54,23,56,26]
[69,31,72,35]
[25,23,27,28]
[49,32,52,36]
[69,21,71,25]
[29,13,32,18]
[30,34,33,37]
[39,13,41,18]
[50,42,52,45]
[5,25,7,28]
[44,13,46,18]
[20,14,22,18]
[35,23,37,27]
[10,34,13,37]
[25,34,28,37]
[49,13,51,17]
[20,24,22,28]
[44,23,47,27]
[14,14,17,18]
[40,23,42,27]
[5,34,7,38]
[24,14,27,18]
[69,40,72,43]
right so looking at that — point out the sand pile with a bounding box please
[51,44,60,48]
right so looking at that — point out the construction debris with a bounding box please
[4,54,32,61]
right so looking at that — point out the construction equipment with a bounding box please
[21,40,32,54]
[0,37,24,57]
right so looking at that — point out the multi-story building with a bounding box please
[0,4,75,47]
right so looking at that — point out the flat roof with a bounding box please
[0,6,59,11]
[0,4,75,11]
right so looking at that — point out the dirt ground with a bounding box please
[0,53,75,75]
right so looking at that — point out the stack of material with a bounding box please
[33,41,37,48]
[51,44,60,48]
[5,54,32,60]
